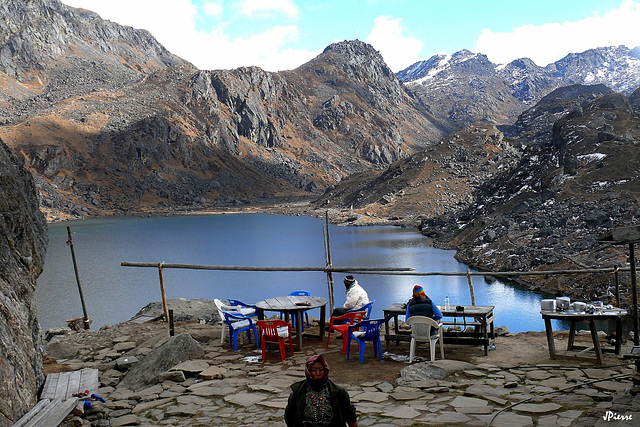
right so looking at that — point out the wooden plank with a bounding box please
[41,368,99,400]
[42,398,78,427]
[78,368,99,394]
[39,373,59,400]
[23,398,77,427]
[12,399,50,427]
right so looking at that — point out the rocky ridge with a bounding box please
[398,46,640,131]
[315,85,640,305]
[0,0,446,221]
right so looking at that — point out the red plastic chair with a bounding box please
[325,311,366,353]
[256,319,294,361]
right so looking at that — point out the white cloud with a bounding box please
[365,16,423,72]
[61,0,314,71]
[204,1,223,17]
[476,0,640,66]
[240,0,299,19]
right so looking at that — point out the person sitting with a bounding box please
[284,354,358,427]
[331,275,370,317]
[405,285,442,333]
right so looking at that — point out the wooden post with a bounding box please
[67,227,90,330]
[467,270,476,306]
[630,243,639,346]
[324,211,335,315]
[158,263,170,324]
[614,266,620,308]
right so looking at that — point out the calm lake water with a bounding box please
[37,213,561,333]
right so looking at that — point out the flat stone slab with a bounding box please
[416,410,471,424]
[199,365,226,379]
[474,412,533,427]
[593,380,631,393]
[257,399,288,409]
[513,402,562,414]
[224,392,268,407]
[390,391,424,401]
[382,407,422,419]
[449,395,489,408]
[352,391,389,403]
[171,359,210,373]
[524,370,554,380]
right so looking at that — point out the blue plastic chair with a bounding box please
[347,319,384,363]
[347,299,375,319]
[280,290,311,331]
[223,311,259,352]
[227,299,257,311]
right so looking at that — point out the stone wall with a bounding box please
[0,138,48,425]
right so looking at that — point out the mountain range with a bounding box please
[1,0,640,303]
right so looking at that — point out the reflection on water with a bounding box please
[37,214,562,334]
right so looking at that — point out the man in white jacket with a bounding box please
[332,275,370,317]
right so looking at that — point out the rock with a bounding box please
[0,138,48,423]
[115,355,140,371]
[158,370,186,383]
[46,338,82,359]
[116,333,204,391]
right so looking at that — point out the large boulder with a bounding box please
[115,333,205,392]
[0,138,48,425]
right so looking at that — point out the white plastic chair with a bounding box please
[406,316,444,362]
[214,299,255,344]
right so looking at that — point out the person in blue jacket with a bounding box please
[405,285,442,328]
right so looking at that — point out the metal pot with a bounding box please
[541,299,556,311]
[573,301,587,312]
[556,297,571,311]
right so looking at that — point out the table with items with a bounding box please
[541,305,627,365]
[383,303,496,355]
[256,296,327,350]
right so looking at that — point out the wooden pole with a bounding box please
[466,270,476,306]
[629,243,639,346]
[614,266,620,308]
[122,262,413,273]
[67,227,90,330]
[158,263,170,324]
[324,211,335,315]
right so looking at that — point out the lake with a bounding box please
[37,213,558,333]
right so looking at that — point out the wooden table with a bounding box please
[383,303,496,355]
[256,296,328,350]
[541,309,627,365]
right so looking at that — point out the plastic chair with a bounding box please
[280,290,311,330]
[347,319,384,363]
[326,311,366,353]
[214,298,256,344]
[223,311,259,352]
[256,319,294,361]
[407,316,445,362]
[227,299,257,312]
[348,299,375,319]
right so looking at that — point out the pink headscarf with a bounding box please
[305,354,329,390]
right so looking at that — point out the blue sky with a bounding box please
[62,0,640,72]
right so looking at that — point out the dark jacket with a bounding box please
[407,296,435,318]
[285,379,357,426]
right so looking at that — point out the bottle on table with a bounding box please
[444,296,450,311]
